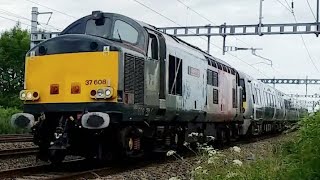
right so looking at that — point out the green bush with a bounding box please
[0,94,23,109]
[280,113,320,180]
[194,113,320,180]
[0,107,27,134]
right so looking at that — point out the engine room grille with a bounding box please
[124,53,145,104]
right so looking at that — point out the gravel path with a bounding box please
[0,142,36,150]
[0,133,295,179]
[99,133,296,180]
[0,155,48,171]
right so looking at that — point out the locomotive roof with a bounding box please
[62,11,233,68]
[136,20,233,67]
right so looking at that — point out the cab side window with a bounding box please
[113,20,138,44]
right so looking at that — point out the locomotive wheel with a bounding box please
[119,126,143,158]
[225,125,231,145]
[231,124,240,141]
[215,125,225,147]
[48,149,66,164]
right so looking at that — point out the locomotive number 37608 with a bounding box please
[85,79,107,85]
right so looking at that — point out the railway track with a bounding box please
[0,147,39,159]
[0,132,288,179]
[0,134,33,143]
[0,157,152,180]
[0,158,84,179]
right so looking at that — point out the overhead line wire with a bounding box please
[0,8,62,31]
[130,0,270,78]
[23,0,78,19]
[175,0,252,47]
[0,15,43,30]
[275,0,293,12]
[284,0,293,11]
[275,0,320,73]
[306,0,317,20]
[292,13,320,73]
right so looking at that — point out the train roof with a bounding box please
[136,20,233,67]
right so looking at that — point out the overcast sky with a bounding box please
[1,0,320,105]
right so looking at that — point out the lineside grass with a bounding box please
[0,107,27,134]
[193,113,320,180]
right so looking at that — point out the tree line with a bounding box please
[0,24,30,108]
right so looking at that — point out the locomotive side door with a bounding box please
[144,30,166,108]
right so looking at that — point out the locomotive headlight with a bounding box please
[26,92,32,100]
[105,87,113,99]
[20,92,26,99]
[19,90,40,101]
[90,87,113,99]
[105,89,111,96]
[97,89,104,97]
[105,89,112,97]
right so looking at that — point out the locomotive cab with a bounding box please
[11,12,151,162]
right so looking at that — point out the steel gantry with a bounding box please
[158,22,320,37]
[258,78,320,85]
[258,78,320,96]
[157,22,320,54]
[31,21,320,53]
[288,94,320,98]
[30,0,320,53]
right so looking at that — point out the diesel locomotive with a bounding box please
[11,11,307,163]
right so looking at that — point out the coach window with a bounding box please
[169,55,183,95]
[223,65,228,72]
[255,88,259,105]
[239,79,246,100]
[259,90,262,106]
[268,93,271,106]
[207,70,213,85]
[209,60,213,66]
[257,89,262,105]
[271,95,275,107]
[231,68,236,75]
[213,89,219,104]
[252,94,255,104]
[263,91,266,105]
[227,67,231,74]
[252,87,256,104]
[213,71,218,87]
[232,88,236,108]
[266,93,270,107]
[260,90,264,106]
[265,92,268,105]
[212,61,217,68]
[113,20,138,44]
[147,34,158,60]
[269,94,272,107]
[218,63,222,70]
